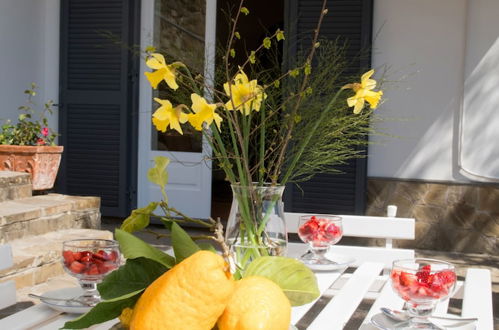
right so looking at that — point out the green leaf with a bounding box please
[120,202,158,233]
[171,222,200,263]
[147,156,170,195]
[98,257,167,300]
[230,48,236,58]
[234,31,241,39]
[62,289,143,329]
[240,7,249,15]
[245,256,320,306]
[115,229,175,268]
[197,242,217,252]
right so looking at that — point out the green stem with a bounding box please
[281,89,344,184]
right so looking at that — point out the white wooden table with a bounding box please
[0,243,494,330]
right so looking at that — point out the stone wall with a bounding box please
[367,178,498,255]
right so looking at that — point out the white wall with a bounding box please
[0,0,60,137]
[369,0,499,183]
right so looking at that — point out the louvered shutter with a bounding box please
[58,0,140,217]
[284,0,373,215]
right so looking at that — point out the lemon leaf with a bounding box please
[171,222,200,263]
[62,289,143,329]
[115,229,175,268]
[244,256,320,306]
[98,257,167,300]
[120,202,158,233]
[147,156,170,196]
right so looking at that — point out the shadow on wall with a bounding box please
[366,178,499,255]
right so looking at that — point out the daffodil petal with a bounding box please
[146,53,166,70]
[145,69,166,89]
[361,69,374,82]
[365,90,383,109]
[353,98,365,114]
[163,67,179,90]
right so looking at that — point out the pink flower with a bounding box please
[36,138,45,145]
[41,127,49,137]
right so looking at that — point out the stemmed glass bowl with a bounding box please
[62,239,121,306]
[390,258,457,329]
[297,215,343,266]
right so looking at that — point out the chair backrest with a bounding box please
[0,244,17,309]
[285,210,416,269]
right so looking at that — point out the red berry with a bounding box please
[87,265,100,275]
[72,252,82,261]
[399,272,417,287]
[81,255,92,263]
[93,250,109,261]
[69,261,86,274]
[62,251,74,264]
[108,251,119,262]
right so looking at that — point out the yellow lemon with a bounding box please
[119,307,133,328]
[218,276,291,330]
[130,251,233,330]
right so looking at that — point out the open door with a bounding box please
[137,0,216,219]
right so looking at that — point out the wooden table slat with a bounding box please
[462,268,494,330]
[308,262,384,330]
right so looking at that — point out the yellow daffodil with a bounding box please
[223,70,267,115]
[342,69,383,114]
[152,98,188,134]
[145,53,179,90]
[187,94,223,131]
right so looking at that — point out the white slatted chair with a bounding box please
[0,244,17,310]
[285,207,416,269]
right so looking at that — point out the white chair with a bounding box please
[285,205,416,269]
[0,244,17,310]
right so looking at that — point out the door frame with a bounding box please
[137,0,217,218]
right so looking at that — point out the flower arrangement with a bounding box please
[136,0,382,272]
[0,83,57,146]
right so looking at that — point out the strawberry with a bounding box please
[69,261,86,274]
[81,255,92,263]
[108,251,119,262]
[72,252,82,261]
[62,250,74,264]
[399,272,417,287]
[87,265,100,275]
[93,250,109,261]
[436,270,456,286]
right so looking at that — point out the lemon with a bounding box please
[218,275,291,330]
[130,251,233,330]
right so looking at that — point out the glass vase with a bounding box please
[225,183,287,275]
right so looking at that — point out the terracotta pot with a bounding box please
[0,145,64,190]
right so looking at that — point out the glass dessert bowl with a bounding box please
[390,258,457,329]
[62,239,121,306]
[297,215,343,266]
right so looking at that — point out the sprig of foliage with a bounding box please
[0,83,58,146]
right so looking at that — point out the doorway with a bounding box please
[211,0,285,220]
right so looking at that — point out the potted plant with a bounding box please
[0,83,63,190]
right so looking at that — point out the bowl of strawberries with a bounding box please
[62,239,121,306]
[297,215,343,267]
[390,258,457,329]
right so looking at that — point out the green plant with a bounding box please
[0,83,57,146]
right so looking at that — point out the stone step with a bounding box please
[0,172,32,202]
[0,229,113,290]
[0,193,101,242]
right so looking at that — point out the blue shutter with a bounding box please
[58,0,140,217]
[284,0,373,215]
